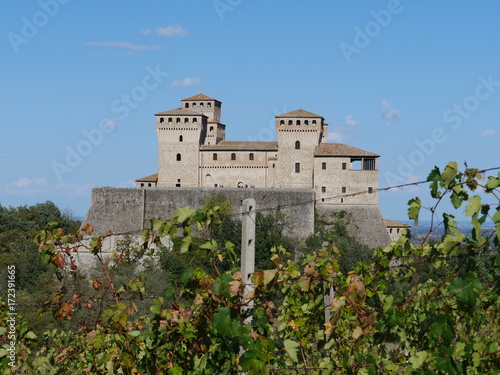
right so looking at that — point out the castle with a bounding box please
[82,94,390,250]
[135,93,379,207]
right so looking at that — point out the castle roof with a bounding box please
[154,108,205,116]
[384,219,411,228]
[314,143,380,157]
[275,109,323,118]
[200,141,278,151]
[135,173,158,182]
[182,93,220,102]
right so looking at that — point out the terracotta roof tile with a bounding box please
[275,109,323,118]
[135,173,158,182]
[181,93,220,102]
[314,143,379,157]
[384,219,411,228]
[154,108,204,116]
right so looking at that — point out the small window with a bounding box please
[160,117,164,123]
[321,186,326,193]
[288,120,293,125]
[176,153,181,161]
[304,120,309,125]
[193,103,197,108]
[295,163,300,173]
[272,163,275,168]
[364,159,375,170]
[231,153,236,161]
[390,228,393,233]
[342,163,347,170]
[368,187,373,194]
[193,117,197,123]
[200,103,204,108]
[168,117,172,123]
[185,103,189,108]
[280,120,285,125]
[209,126,214,131]
[184,118,189,123]
[295,141,300,150]
[312,120,317,125]
[179,135,183,142]
[296,120,300,125]
[176,118,181,123]
[342,187,346,193]
[213,153,217,161]
[322,162,326,170]
[249,153,254,161]
[341,198,344,203]
[207,103,212,108]
[148,183,152,187]
[140,183,144,188]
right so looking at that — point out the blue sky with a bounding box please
[1,0,499,223]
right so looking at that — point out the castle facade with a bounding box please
[135,93,380,206]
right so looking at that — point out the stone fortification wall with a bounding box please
[315,204,390,249]
[82,187,316,241]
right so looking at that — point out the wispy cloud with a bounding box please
[157,25,188,37]
[381,99,402,126]
[345,115,359,126]
[4,177,48,195]
[55,183,93,197]
[481,129,500,136]
[118,179,135,188]
[327,132,345,143]
[140,29,152,36]
[84,41,164,52]
[170,77,201,87]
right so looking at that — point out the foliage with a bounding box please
[1,163,500,374]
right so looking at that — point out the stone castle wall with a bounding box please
[82,187,389,250]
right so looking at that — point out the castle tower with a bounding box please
[181,94,225,146]
[275,109,327,188]
[155,107,207,187]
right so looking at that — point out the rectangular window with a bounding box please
[364,159,375,170]
[322,162,326,170]
[321,186,326,193]
[342,187,346,193]
[368,187,373,193]
[342,163,347,170]
[295,163,300,173]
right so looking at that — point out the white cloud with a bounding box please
[327,132,345,143]
[170,77,201,87]
[84,41,164,52]
[157,25,188,37]
[55,183,93,197]
[381,99,402,125]
[140,29,152,36]
[345,115,359,126]
[481,129,500,136]
[4,177,48,195]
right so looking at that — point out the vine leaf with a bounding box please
[283,339,299,362]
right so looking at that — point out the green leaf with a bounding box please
[465,195,481,217]
[150,297,163,315]
[450,273,481,306]
[410,351,428,369]
[180,236,192,253]
[429,315,455,344]
[441,161,458,188]
[485,174,500,191]
[128,330,141,337]
[408,198,421,226]
[173,206,196,223]
[283,339,299,363]
[25,331,37,340]
[0,327,6,336]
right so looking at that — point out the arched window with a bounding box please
[280,120,285,125]
[185,103,189,108]
[304,120,309,125]
[176,118,181,123]
[179,135,183,142]
[207,103,212,108]
[148,183,152,187]
[288,120,293,125]
[168,117,172,123]
[231,153,236,161]
[312,120,317,125]
[295,141,300,150]
[200,103,204,108]
[160,117,164,123]
[295,163,300,173]
[296,120,301,125]
[176,153,181,161]
[193,103,197,108]
[140,183,144,188]
[209,126,214,131]
[213,153,217,161]
[193,118,197,123]
[249,153,254,160]
[184,118,189,123]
